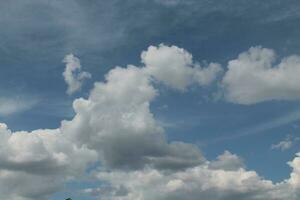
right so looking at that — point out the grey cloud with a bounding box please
[94,161,299,200]
[209,151,245,171]
[68,44,221,171]
[1,44,300,200]
[222,46,300,104]
[0,44,214,199]
[0,125,97,200]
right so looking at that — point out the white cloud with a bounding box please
[1,44,300,199]
[0,124,97,200]
[222,46,300,104]
[61,44,221,171]
[272,140,293,151]
[142,44,223,91]
[61,64,205,170]
[0,44,211,199]
[209,151,245,171]
[288,153,300,189]
[272,135,300,151]
[65,44,300,200]
[86,156,299,200]
[0,97,39,116]
[63,54,91,95]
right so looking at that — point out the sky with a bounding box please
[1,0,300,199]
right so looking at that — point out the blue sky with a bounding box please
[1,1,300,200]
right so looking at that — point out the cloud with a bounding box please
[0,97,39,116]
[222,46,300,104]
[61,63,205,171]
[272,135,300,151]
[142,44,223,91]
[0,124,97,200]
[209,151,245,171]
[63,54,91,95]
[0,44,212,199]
[1,44,300,199]
[87,156,299,200]
[210,109,300,142]
[288,153,300,190]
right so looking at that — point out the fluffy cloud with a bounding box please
[142,44,223,91]
[209,151,245,171]
[64,44,300,199]
[0,44,211,199]
[2,44,300,199]
[289,153,300,189]
[63,54,91,95]
[61,64,205,170]
[86,158,299,200]
[83,152,300,200]
[0,124,97,200]
[61,44,221,170]
[222,46,300,104]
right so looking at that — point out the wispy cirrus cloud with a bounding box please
[0,96,39,116]
[272,135,300,151]
[205,108,300,144]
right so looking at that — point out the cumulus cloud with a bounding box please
[142,44,223,91]
[87,161,298,200]
[0,123,97,200]
[86,151,300,200]
[209,151,245,171]
[289,153,300,190]
[1,44,300,199]
[63,54,91,95]
[61,64,205,170]
[222,46,300,104]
